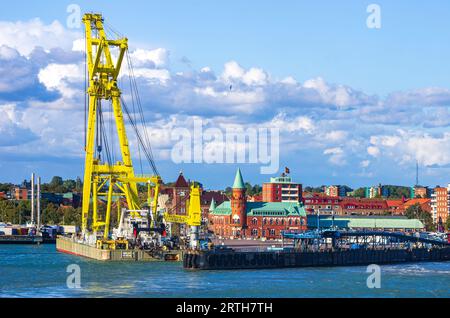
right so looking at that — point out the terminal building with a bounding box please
[209,169,307,239]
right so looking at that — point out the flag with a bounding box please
[285,167,290,174]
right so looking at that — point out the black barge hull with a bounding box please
[184,247,450,270]
[0,235,43,244]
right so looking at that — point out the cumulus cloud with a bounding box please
[0,18,80,56]
[323,147,346,166]
[0,103,38,146]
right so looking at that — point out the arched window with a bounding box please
[252,218,258,225]
[251,229,258,236]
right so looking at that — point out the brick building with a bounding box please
[412,186,429,198]
[161,172,190,216]
[13,187,30,200]
[303,193,341,215]
[200,190,227,222]
[340,197,389,215]
[262,174,302,203]
[209,169,307,239]
[431,185,450,227]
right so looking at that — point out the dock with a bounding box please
[56,236,183,262]
[184,230,450,270]
[0,235,43,244]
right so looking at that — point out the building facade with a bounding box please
[209,169,307,239]
[262,175,302,203]
[323,185,339,197]
[303,193,341,215]
[430,185,450,227]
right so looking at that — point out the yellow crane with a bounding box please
[81,13,161,244]
[163,183,202,249]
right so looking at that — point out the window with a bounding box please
[252,218,258,225]
[270,229,276,236]
[251,229,258,236]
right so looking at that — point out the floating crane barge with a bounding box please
[183,230,450,270]
[57,13,202,261]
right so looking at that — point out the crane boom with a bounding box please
[81,13,161,240]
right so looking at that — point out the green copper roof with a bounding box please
[246,202,306,217]
[210,201,306,217]
[232,168,245,189]
[209,198,216,211]
[307,216,424,230]
[212,201,232,215]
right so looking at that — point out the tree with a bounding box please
[41,203,61,225]
[352,187,366,198]
[63,179,77,192]
[405,203,435,231]
[48,176,65,193]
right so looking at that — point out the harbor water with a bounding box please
[0,244,449,298]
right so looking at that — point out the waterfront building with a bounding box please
[200,190,227,221]
[339,197,389,216]
[430,185,450,226]
[303,193,341,215]
[386,199,405,215]
[399,198,431,215]
[262,174,302,203]
[209,168,307,239]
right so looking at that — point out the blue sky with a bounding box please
[1,1,450,189]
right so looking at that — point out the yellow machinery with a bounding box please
[81,13,161,244]
[164,184,202,249]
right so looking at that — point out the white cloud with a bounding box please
[360,160,370,168]
[38,63,84,98]
[221,61,268,86]
[129,48,169,68]
[324,130,348,142]
[0,18,80,56]
[367,146,380,157]
[323,147,346,166]
[268,113,315,133]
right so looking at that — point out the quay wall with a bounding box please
[183,247,450,270]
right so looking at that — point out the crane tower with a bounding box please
[81,13,160,240]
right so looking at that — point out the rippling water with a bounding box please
[0,245,449,298]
